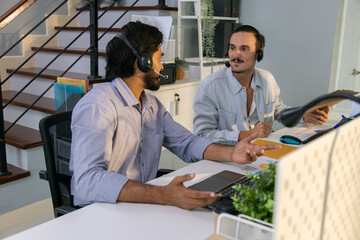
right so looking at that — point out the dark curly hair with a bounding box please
[105,21,163,81]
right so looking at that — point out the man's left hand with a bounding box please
[303,105,330,125]
[232,133,281,164]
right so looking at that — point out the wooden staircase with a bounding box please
[1,0,177,215]
[1,1,177,188]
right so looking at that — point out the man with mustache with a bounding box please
[69,22,280,209]
[193,25,329,144]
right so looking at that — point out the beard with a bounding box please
[143,69,160,91]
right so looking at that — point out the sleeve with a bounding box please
[193,82,240,143]
[272,79,289,121]
[70,101,128,206]
[157,100,213,163]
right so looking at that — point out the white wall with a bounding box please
[240,0,339,107]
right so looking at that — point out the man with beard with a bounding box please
[69,22,280,209]
[193,25,329,145]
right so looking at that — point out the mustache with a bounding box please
[231,57,244,63]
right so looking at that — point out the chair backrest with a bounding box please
[39,110,75,217]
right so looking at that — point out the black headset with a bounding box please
[256,30,264,62]
[115,32,152,73]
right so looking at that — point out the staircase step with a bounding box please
[31,46,106,56]
[3,120,42,149]
[0,163,31,185]
[4,119,41,149]
[77,4,178,29]
[6,67,106,84]
[54,26,121,32]
[2,90,55,114]
[83,6,178,11]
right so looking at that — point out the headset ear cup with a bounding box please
[257,49,263,62]
[137,53,152,72]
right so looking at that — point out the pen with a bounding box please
[334,115,347,129]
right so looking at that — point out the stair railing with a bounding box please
[0,77,9,176]
[0,0,139,176]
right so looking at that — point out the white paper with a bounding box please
[350,93,360,117]
[237,156,279,175]
[131,15,173,39]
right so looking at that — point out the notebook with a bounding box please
[188,170,253,197]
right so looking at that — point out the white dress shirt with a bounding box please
[193,67,287,144]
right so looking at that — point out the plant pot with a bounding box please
[212,196,238,231]
[176,66,184,80]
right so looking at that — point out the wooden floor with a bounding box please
[0,198,54,239]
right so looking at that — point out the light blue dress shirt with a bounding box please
[193,67,287,144]
[70,78,212,206]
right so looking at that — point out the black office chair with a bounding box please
[39,110,173,217]
[39,111,77,217]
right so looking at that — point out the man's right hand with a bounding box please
[238,121,272,141]
[117,174,220,209]
[163,173,221,210]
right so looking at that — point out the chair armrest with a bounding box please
[39,170,48,181]
[54,206,77,217]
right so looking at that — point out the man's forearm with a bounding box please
[203,143,234,162]
[117,180,167,205]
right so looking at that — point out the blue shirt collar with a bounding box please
[226,67,262,95]
[111,77,151,110]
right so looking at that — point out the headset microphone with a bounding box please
[149,66,168,79]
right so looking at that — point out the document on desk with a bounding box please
[252,139,298,158]
[235,139,299,175]
[265,124,330,144]
[236,156,279,175]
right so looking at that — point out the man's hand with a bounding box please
[232,133,281,164]
[303,105,330,125]
[164,173,221,210]
[238,122,272,141]
[118,174,220,210]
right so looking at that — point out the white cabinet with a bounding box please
[148,80,200,170]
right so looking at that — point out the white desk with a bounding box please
[6,160,247,240]
[5,124,333,240]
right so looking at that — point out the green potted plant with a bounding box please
[201,0,216,60]
[175,57,185,80]
[231,163,277,224]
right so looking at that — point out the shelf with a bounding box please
[185,57,229,64]
[179,16,238,21]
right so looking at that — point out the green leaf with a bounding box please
[232,163,277,223]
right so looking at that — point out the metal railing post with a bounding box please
[88,0,101,80]
[0,77,11,176]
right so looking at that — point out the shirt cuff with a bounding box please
[228,130,240,142]
[192,137,214,161]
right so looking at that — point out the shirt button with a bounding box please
[141,163,144,167]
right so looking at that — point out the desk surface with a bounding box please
[5,124,332,240]
[6,160,246,240]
